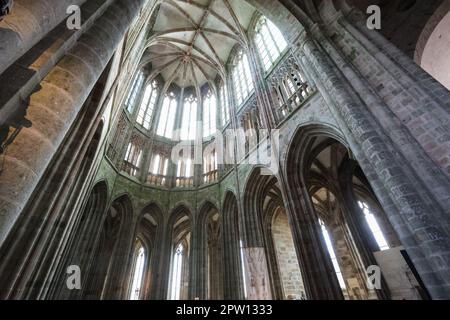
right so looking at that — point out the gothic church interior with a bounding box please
[0,0,449,300]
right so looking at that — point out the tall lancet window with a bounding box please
[220,83,230,125]
[123,141,142,176]
[126,71,144,113]
[157,92,178,139]
[232,50,254,106]
[255,17,288,71]
[319,219,347,290]
[129,241,146,300]
[137,81,159,130]
[359,201,389,251]
[203,90,217,137]
[181,94,198,140]
[169,243,184,300]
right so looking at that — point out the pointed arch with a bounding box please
[127,202,165,300]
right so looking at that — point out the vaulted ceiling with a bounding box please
[141,0,257,88]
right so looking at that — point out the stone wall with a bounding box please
[272,211,305,299]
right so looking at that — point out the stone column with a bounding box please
[277,172,345,300]
[262,217,285,300]
[150,218,172,300]
[0,0,147,246]
[55,182,109,300]
[326,217,370,300]
[188,216,201,299]
[241,247,272,300]
[0,0,87,74]
[337,159,390,299]
[328,13,450,234]
[221,200,245,300]
[298,30,450,299]
[145,222,165,300]
[247,40,277,129]
[102,215,137,300]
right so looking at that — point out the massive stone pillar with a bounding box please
[0,0,147,246]
[325,217,370,300]
[208,230,223,300]
[101,215,136,300]
[151,219,172,300]
[297,29,450,298]
[247,38,277,129]
[221,194,245,300]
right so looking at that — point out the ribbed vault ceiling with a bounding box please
[142,0,257,88]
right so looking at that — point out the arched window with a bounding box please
[137,81,159,130]
[358,201,389,251]
[129,241,146,300]
[157,92,178,139]
[169,243,184,300]
[125,71,145,113]
[255,17,288,71]
[203,90,217,137]
[123,141,142,176]
[181,94,198,141]
[177,158,193,178]
[232,50,254,106]
[219,83,230,125]
[319,219,347,290]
